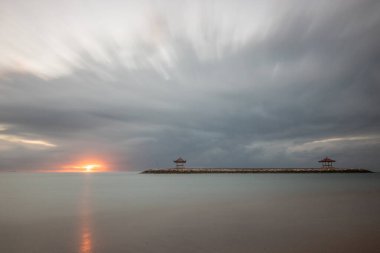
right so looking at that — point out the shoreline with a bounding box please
[142,168,373,174]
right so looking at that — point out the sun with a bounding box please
[82,164,101,172]
[59,162,107,173]
[84,165,96,172]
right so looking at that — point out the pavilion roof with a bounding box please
[174,157,186,163]
[318,157,336,163]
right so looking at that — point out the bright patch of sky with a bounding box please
[0,0,278,78]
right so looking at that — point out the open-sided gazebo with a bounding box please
[318,157,336,168]
[174,157,186,168]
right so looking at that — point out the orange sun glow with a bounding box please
[59,161,108,173]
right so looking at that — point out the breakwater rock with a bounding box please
[142,168,372,174]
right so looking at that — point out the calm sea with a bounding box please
[1,172,379,253]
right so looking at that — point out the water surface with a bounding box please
[1,172,379,253]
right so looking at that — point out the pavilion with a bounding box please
[318,157,336,168]
[174,157,186,169]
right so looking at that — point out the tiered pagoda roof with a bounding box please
[174,157,186,163]
[318,157,336,163]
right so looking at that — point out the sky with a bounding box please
[0,0,379,171]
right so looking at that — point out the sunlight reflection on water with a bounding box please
[79,175,92,253]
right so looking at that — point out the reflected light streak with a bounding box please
[79,175,93,253]
[80,222,92,253]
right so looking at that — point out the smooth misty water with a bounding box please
[1,172,380,253]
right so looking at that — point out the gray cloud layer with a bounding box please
[1,0,379,171]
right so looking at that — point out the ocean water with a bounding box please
[0,172,379,253]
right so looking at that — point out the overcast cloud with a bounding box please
[0,0,379,171]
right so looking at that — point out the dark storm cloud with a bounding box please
[0,0,380,171]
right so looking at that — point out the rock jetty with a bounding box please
[142,168,372,174]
